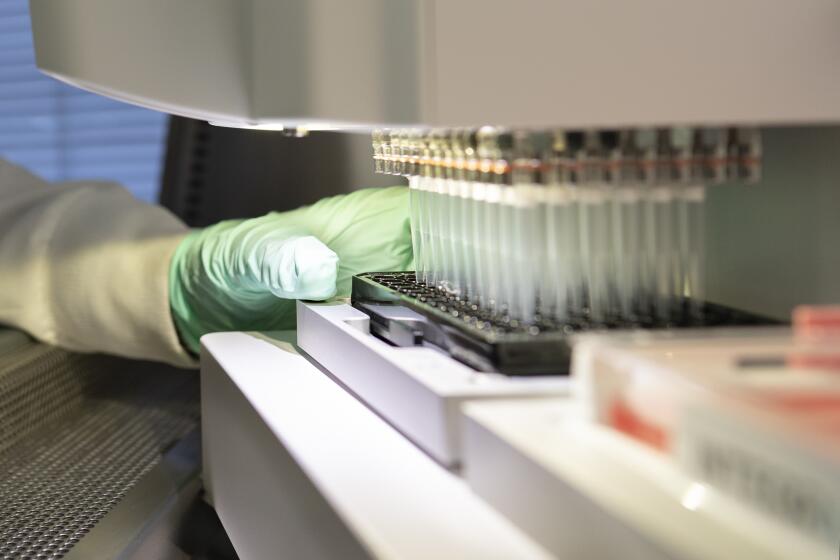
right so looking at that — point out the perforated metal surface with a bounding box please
[0,331,199,559]
[0,340,94,457]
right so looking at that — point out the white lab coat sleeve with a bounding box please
[0,159,196,368]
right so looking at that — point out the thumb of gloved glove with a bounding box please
[169,186,412,355]
[169,218,339,354]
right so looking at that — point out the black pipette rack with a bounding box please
[351,272,779,376]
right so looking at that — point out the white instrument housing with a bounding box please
[30,0,840,129]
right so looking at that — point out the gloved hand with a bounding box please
[169,186,412,354]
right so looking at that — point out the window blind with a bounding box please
[0,0,167,202]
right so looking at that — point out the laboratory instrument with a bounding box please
[14,0,840,558]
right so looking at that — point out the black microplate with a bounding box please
[351,272,779,376]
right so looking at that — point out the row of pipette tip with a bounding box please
[373,126,762,328]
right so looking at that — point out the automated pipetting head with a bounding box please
[359,126,768,374]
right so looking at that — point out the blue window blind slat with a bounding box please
[0,133,57,150]
[1,149,59,165]
[0,31,32,48]
[0,5,29,18]
[0,110,167,131]
[0,98,61,116]
[0,13,28,32]
[65,110,167,129]
[64,126,166,145]
[0,48,35,65]
[0,129,165,150]
[0,80,56,99]
[0,115,60,133]
[65,144,164,162]
[64,163,164,180]
[0,65,49,83]
[62,170,162,184]
[0,121,165,138]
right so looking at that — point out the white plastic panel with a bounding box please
[430,0,840,127]
[29,0,422,128]
[29,0,251,123]
[200,331,553,560]
[296,301,570,467]
[29,0,840,128]
[462,399,831,560]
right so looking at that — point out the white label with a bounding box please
[677,403,840,545]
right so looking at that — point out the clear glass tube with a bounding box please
[651,184,676,322]
[434,176,452,290]
[683,184,706,320]
[544,183,572,322]
[511,184,539,323]
[448,177,466,297]
[565,185,584,318]
[458,179,475,301]
[483,183,503,314]
[612,185,642,321]
[408,175,424,282]
[470,182,487,308]
[498,185,517,317]
[422,174,439,287]
[641,185,656,318]
[579,185,611,323]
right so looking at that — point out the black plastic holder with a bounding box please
[351,272,778,376]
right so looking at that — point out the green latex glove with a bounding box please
[169,186,412,354]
